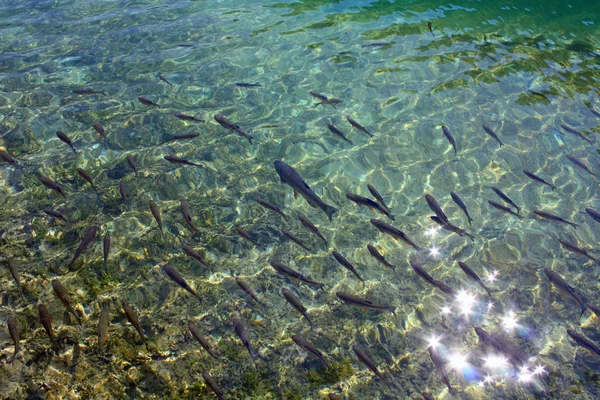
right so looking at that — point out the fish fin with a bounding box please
[325,205,338,222]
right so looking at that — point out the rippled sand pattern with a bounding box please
[1,0,600,399]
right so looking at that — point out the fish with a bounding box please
[558,239,599,264]
[255,198,287,219]
[491,187,520,213]
[274,160,338,221]
[5,258,23,294]
[567,330,600,357]
[282,288,313,325]
[441,125,457,154]
[347,117,373,137]
[52,279,81,324]
[232,315,260,362]
[560,124,595,144]
[38,175,67,200]
[56,131,77,153]
[164,155,203,167]
[76,168,95,189]
[235,278,263,306]
[410,261,456,296]
[157,73,172,86]
[103,234,110,268]
[544,268,586,317]
[370,219,421,250]
[127,155,138,176]
[422,393,434,400]
[202,372,225,400]
[189,323,220,359]
[148,200,163,231]
[353,345,386,380]
[162,264,200,300]
[119,181,127,205]
[297,213,327,244]
[362,42,389,48]
[585,208,600,224]
[69,225,98,268]
[474,327,526,366]
[332,251,364,282]
[451,192,474,225]
[182,243,209,267]
[214,114,253,144]
[92,121,107,140]
[292,335,329,367]
[270,261,325,289]
[44,208,68,223]
[534,210,578,228]
[123,304,149,349]
[181,200,199,233]
[138,96,160,108]
[428,345,453,393]
[235,227,262,248]
[566,155,597,178]
[429,216,474,241]
[7,315,19,360]
[457,261,492,296]
[336,292,395,313]
[425,194,449,223]
[73,88,107,96]
[98,306,110,351]
[523,169,556,190]
[367,184,389,211]
[482,125,504,147]
[427,22,434,35]
[281,228,313,253]
[174,113,204,123]
[310,91,343,107]
[0,150,18,165]
[235,82,261,87]
[327,123,353,144]
[488,200,522,218]
[165,133,200,141]
[346,193,394,221]
[367,244,395,270]
[39,304,58,354]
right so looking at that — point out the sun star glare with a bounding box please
[425,226,440,238]
[501,312,519,331]
[429,245,440,258]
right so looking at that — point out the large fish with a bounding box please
[428,345,453,393]
[235,278,263,306]
[482,125,504,147]
[282,288,313,326]
[425,194,449,223]
[181,200,199,232]
[69,225,98,268]
[214,114,253,144]
[52,279,81,324]
[567,329,600,357]
[56,131,77,153]
[39,304,58,354]
[534,210,578,228]
[292,335,329,367]
[457,261,492,296]
[123,304,149,350]
[76,168,95,189]
[347,117,373,137]
[202,372,225,400]
[544,268,586,317]
[367,244,395,271]
[149,200,163,231]
[336,292,395,313]
[189,323,220,359]
[327,123,353,144]
[270,261,324,289]
[558,239,598,264]
[410,261,456,296]
[332,251,364,282]
[232,315,261,362]
[560,124,595,144]
[103,234,111,268]
[353,345,386,380]
[162,264,200,300]
[370,219,421,250]
[38,175,67,200]
[235,227,262,248]
[347,193,394,221]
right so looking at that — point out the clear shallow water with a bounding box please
[1,0,600,399]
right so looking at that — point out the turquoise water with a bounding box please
[1,0,600,398]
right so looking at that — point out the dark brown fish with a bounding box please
[165,133,200,141]
[158,73,172,86]
[174,113,204,123]
[98,306,110,351]
[189,323,220,359]
[428,345,453,393]
[119,181,127,205]
[255,198,287,219]
[282,288,313,325]
[482,125,504,147]
[123,304,148,349]
[346,193,394,221]
[182,243,209,267]
[451,192,473,225]
[429,216,475,241]
[441,125,457,154]
[292,335,329,367]
[425,194,449,223]
[347,116,373,137]
[5,258,23,293]
[585,208,600,224]
[69,225,98,268]
[0,150,18,165]
[297,213,327,243]
[310,91,343,108]
[566,155,597,178]
[410,261,456,296]
[44,208,68,223]
[38,175,67,200]
[149,200,162,231]
[39,304,58,354]
[138,96,160,108]
[232,315,260,362]
[56,131,76,153]
[523,169,556,190]
[474,327,526,367]
[162,264,200,300]
[235,227,262,248]
[214,114,253,144]
[544,268,586,317]
[235,82,261,87]
[127,155,138,176]
[558,239,598,264]
[164,155,203,167]
[367,244,395,270]
[567,329,600,357]
[92,122,107,140]
[235,277,263,306]
[76,168,95,189]
[336,292,395,313]
[281,228,312,253]
[7,314,20,360]
[353,345,386,380]
[534,210,578,228]
[181,200,199,233]
[367,184,389,212]
[560,124,595,144]
[202,371,225,400]
[327,123,353,144]
[73,88,106,96]
[491,187,520,213]
[370,219,421,250]
[103,234,110,268]
[488,200,521,218]
[270,261,324,288]
[457,261,492,296]
[52,279,81,324]
[427,22,434,35]
[332,251,364,282]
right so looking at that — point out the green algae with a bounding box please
[306,358,354,386]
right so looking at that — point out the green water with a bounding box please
[1,0,600,399]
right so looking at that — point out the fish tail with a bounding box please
[551,185,556,191]
[325,205,338,222]
[101,91,107,96]
[389,214,395,221]
[247,136,254,145]
[468,217,473,225]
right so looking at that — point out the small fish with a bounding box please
[534,210,578,228]
[44,208,68,223]
[370,219,421,250]
[52,279,81,324]
[157,73,172,86]
[39,304,58,354]
[162,264,200,300]
[281,228,312,253]
[491,187,520,213]
[560,124,595,144]
[165,133,200,141]
[38,175,67,200]
[346,193,394,220]
[103,234,110,268]
[76,168,95,189]
[558,239,599,264]
[353,345,386,380]
[189,323,220,359]
[232,315,260,362]
[182,243,209,267]
[482,125,504,147]
[297,213,327,243]
[336,292,395,313]
[566,155,597,178]
[428,345,453,393]
[523,170,556,190]
[282,288,313,325]
[56,131,76,153]
[7,314,20,360]
[427,22,434,35]
[98,306,110,351]
[310,91,343,108]
[214,114,253,144]
[202,372,225,400]
[292,335,329,367]
[119,181,127,205]
[73,88,107,96]
[181,200,199,233]
[235,82,261,87]
[123,304,148,349]
[255,198,287,219]
[567,329,600,357]
[127,155,138,176]
[270,261,324,289]
[451,192,474,225]
[475,327,526,367]
[327,123,353,144]
[69,225,98,268]
[367,184,389,211]
[332,251,364,282]
[274,160,338,221]
[585,208,600,224]
[425,194,449,223]
[138,96,160,108]
[174,113,204,123]
[410,261,456,296]
[362,42,389,48]
[430,216,475,241]
[5,258,23,294]
[441,125,457,154]
[488,200,522,218]
[235,227,262,248]
[347,117,373,137]
[544,268,586,317]
[367,244,395,270]
[458,261,492,296]
[164,155,203,167]
[92,122,107,140]
[0,150,18,165]
[235,278,263,306]
[149,200,162,231]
